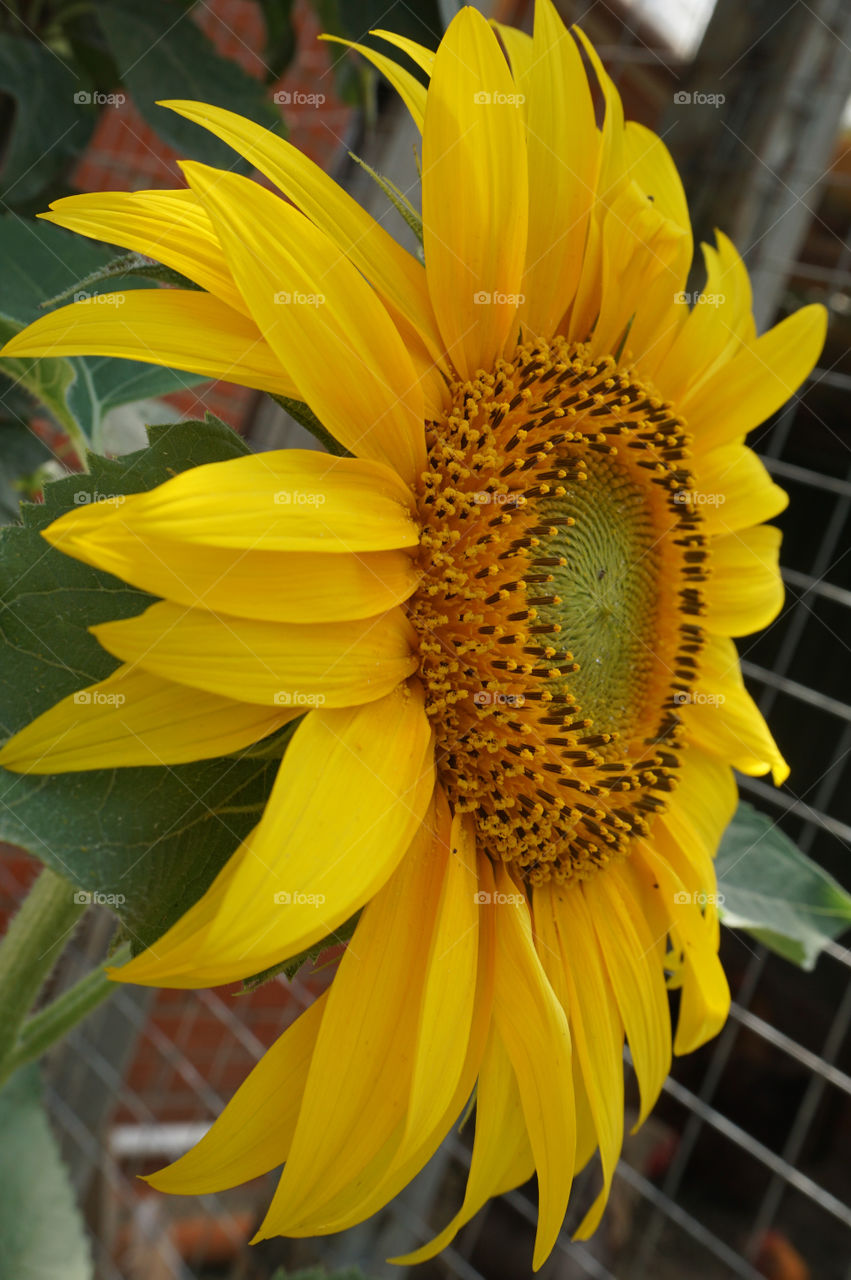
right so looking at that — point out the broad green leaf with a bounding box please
[98,0,286,169]
[0,38,94,207]
[0,1066,93,1279]
[0,417,282,950]
[717,802,851,968]
[0,417,55,523]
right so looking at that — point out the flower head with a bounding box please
[0,1,826,1267]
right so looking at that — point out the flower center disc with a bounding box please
[409,336,708,886]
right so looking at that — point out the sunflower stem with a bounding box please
[0,941,131,1087]
[0,868,85,1075]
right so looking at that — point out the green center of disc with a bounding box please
[537,459,659,736]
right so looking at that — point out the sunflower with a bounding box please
[0,1,826,1267]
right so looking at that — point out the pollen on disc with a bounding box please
[407,335,707,886]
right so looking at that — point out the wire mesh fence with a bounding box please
[2,0,850,1277]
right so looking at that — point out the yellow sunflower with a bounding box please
[0,1,826,1267]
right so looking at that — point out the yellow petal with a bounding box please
[0,664,295,773]
[634,840,730,1054]
[491,864,574,1268]
[544,881,623,1241]
[681,633,788,783]
[145,993,326,1194]
[370,28,435,76]
[182,162,426,485]
[422,6,528,380]
[317,817,494,1232]
[652,231,756,394]
[321,35,427,130]
[91,600,417,707]
[513,0,597,335]
[158,100,445,368]
[45,530,419,625]
[584,865,671,1127]
[396,1025,534,1267]
[0,289,299,396]
[43,449,418,555]
[41,189,246,314]
[704,524,784,636]
[661,745,737,888]
[681,304,827,452]
[692,441,788,536]
[111,685,434,988]
[259,793,479,1236]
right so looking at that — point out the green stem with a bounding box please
[0,942,131,1087]
[0,869,84,1071]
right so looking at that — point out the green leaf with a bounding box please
[41,251,201,309]
[0,417,282,951]
[0,216,205,452]
[98,0,286,170]
[0,417,55,523]
[716,801,851,968]
[0,1066,93,1279]
[0,37,94,207]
